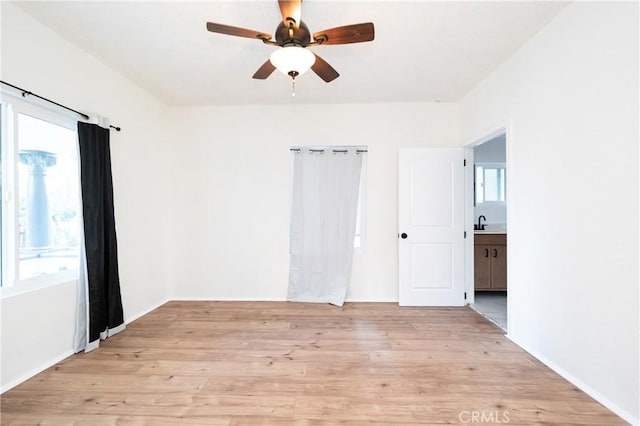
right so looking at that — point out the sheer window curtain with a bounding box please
[73,116,125,353]
[288,147,364,306]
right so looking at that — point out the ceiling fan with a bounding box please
[206,0,375,84]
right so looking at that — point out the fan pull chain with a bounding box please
[287,71,300,97]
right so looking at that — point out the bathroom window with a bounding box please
[475,163,506,204]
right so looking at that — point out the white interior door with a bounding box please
[399,148,465,306]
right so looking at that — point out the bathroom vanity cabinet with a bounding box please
[474,233,507,291]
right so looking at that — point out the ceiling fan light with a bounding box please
[270,46,315,76]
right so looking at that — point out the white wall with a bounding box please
[0,3,174,391]
[474,203,506,226]
[474,134,506,163]
[461,2,638,423]
[169,102,460,302]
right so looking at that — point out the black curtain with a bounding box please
[78,122,124,343]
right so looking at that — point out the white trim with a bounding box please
[170,297,402,303]
[0,94,80,290]
[0,90,77,131]
[1,103,16,288]
[0,349,74,394]
[170,296,287,302]
[507,334,638,425]
[467,127,507,149]
[464,147,475,306]
[124,298,170,324]
[0,274,77,299]
[464,125,510,333]
[504,124,514,338]
[476,161,505,168]
[344,296,397,303]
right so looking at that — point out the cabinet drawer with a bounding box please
[474,233,506,246]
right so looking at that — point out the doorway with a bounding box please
[465,129,508,331]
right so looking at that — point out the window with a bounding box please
[475,163,506,205]
[1,96,80,288]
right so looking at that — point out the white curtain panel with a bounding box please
[288,148,363,306]
[73,128,89,354]
[72,233,88,353]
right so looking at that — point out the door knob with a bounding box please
[401,233,408,239]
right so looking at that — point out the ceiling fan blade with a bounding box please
[206,22,271,41]
[278,0,302,28]
[252,60,277,80]
[313,23,375,45]
[311,54,339,83]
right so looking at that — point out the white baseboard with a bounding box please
[506,334,638,426]
[124,298,170,324]
[169,296,285,302]
[170,296,399,303]
[1,349,74,394]
[345,297,398,303]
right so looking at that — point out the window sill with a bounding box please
[0,270,78,300]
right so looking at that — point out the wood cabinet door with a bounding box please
[474,245,491,289]
[490,245,507,290]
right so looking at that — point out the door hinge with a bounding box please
[464,292,467,300]
[464,231,467,239]
[464,159,467,166]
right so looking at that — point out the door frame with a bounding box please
[464,126,510,331]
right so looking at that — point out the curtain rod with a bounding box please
[0,80,121,132]
[290,148,368,154]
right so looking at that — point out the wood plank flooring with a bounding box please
[0,302,624,425]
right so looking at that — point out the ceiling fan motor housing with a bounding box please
[275,21,311,46]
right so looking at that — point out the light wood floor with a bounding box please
[1,302,624,425]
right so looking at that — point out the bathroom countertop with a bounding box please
[474,224,507,234]
[474,230,507,235]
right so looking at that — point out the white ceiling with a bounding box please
[14,1,568,106]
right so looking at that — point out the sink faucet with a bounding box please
[476,215,487,230]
